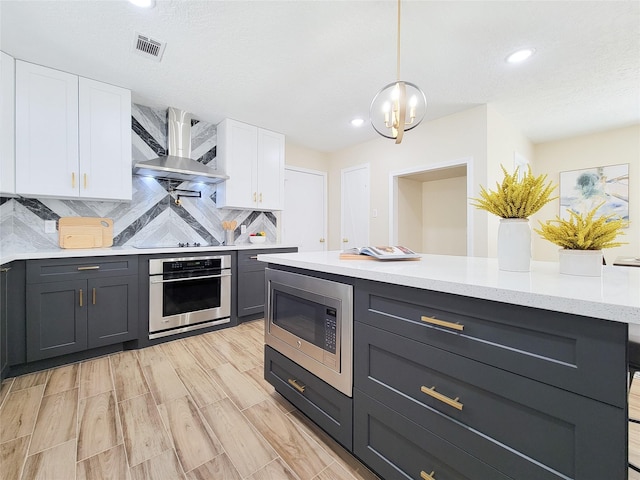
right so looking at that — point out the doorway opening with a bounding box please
[389,158,474,256]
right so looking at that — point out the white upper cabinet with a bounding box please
[15,60,131,201]
[216,118,284,211]
[0,51,16,195]
[79,77,131,200]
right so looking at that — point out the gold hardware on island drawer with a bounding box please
[79,289,83,307]
[77,266,100,271]
[420,315,464,331]
[287,378,306,393]
[420,470,436,480]
[420,385,464,411]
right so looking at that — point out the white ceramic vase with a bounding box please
[558,249,603,277]
[497,218,531,272]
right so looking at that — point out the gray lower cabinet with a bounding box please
[265,345,353,450]
[26,256,138,362]
[0,264,9,377]
[353,279,628,480]
[237,248,296,318]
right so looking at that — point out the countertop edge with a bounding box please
[258,251,640,325]
[0,244,298,265]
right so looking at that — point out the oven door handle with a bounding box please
[150,272,232,284]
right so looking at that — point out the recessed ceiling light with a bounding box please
[351,118,365,127]
[129,0,155,8]
[506,48,535,64]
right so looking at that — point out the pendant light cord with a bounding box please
[396,0,401,81]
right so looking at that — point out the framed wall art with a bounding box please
[559,163,629,224]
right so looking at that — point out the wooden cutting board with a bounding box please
[58,217,114,248]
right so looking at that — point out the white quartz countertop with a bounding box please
[258,251,640,325]
[0,243,297,265]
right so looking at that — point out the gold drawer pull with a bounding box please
[84,173,87,189]
[249,256,258,260]
[77,266,100,271]
[288,378,306,393]
[421,385,463,411]
[420,471,436,480]
[92,287,96,305]
[71,172,76,188]
[420,316,463,331]
[79,289,83,307]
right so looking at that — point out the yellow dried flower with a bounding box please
[534,205,628,250]
[470,165,557,218]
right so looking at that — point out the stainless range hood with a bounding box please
[134,107,229,184]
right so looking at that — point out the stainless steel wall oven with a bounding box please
[149,255,231,339]
[265,268,353,396]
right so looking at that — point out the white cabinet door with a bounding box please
[217,118,285,211]
[0,52,15,195]
[79,77,131,200]
[257,128,284,210]
[216,118,258,209]
[15,60,79,198]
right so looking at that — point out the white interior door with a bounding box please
[341,164,370,250]
[282,167,327,252]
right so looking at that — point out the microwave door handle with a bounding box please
[150,272,232,284]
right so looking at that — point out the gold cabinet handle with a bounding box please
[288,378,306,393]
[342,238,348,243]
[84,173,87,189]
[71,172,76,188]
[420,316,463,331]
[420,471,436,480]
[259,192,263,203]
[421,385,463,411]
[319,238,325,243]
[79,289,83,307]
[253,192,257,202]
[77,266,100,271]
[0,267,10,273]
[92,287,96,305]
[249,256,258,260]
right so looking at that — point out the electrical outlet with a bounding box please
[44,220,57,233]
[241,224,247,234]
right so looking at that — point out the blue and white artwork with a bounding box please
[559,163,629,224]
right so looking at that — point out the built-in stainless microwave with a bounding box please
[265,268,353,397]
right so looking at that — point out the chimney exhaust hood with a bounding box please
[134,107,229,184]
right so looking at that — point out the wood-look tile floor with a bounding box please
[0,319,379,480]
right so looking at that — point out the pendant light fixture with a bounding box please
[370,0,427,144]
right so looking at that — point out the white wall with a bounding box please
[397,177,423,251]
[285,142,330,171]
[327,105,489,253]
[422,175,467,255]
[532,125,640,263]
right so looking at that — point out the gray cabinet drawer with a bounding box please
[238,248,296,272]
[27,256,138,283]
[355,279,627,407]
[265,346,352,450]
[354,389,511,480]
[354,322,626,480]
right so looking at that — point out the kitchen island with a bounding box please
[259,250,639,480]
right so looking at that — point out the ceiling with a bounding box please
[1,1,638,153]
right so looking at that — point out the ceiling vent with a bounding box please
[133,32,166,61]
